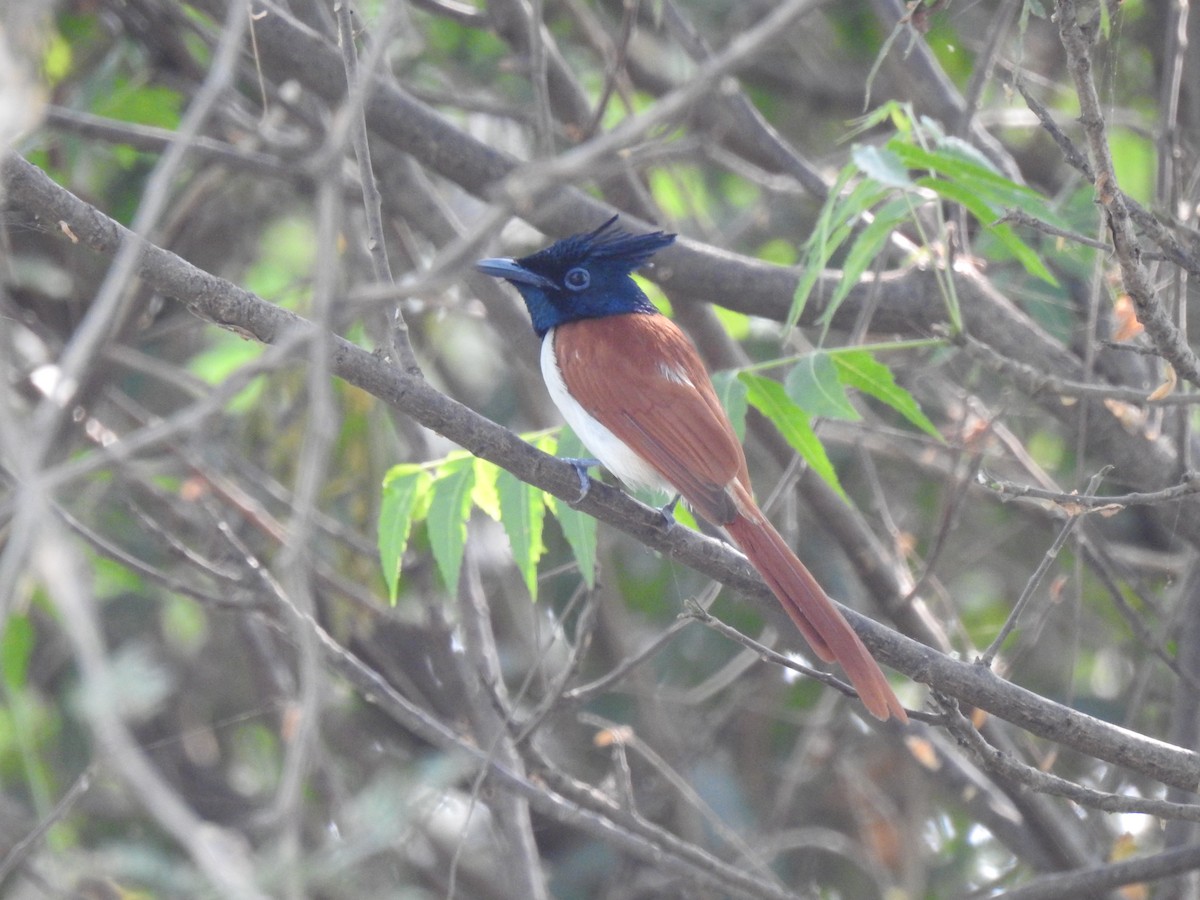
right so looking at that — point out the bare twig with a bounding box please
[940,696,1200,822]
[0,765,95,885]
[997,842,1200,900]
[332,0,421,374]
[1056,0,1200,388]
[493,0,825,210]
[979,471,1200,509]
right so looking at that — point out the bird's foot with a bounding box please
[658,494,681,530]
[562,457,600,504]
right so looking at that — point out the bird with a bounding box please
[477,216,906,722]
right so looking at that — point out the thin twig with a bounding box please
[333,0,422,375]
[955,329,1200,405]
[940,696,1200,822]
[494,0,824,209]
[981,470,1200,510]
[683,601,928,723]
[0,765,96,885]
[979,469,1107,667]
[995,207,1112,251]
[1056,0,1200,388]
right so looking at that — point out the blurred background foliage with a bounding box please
[2,0,1200,897]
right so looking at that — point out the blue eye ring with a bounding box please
[564,267,590,291]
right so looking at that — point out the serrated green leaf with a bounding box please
[711,370,749,441]
[830,349,941,438]
[786,352,861,420]
[847,100,913,139]
[790,256,825,334]
[793,178,891,330]
[805,164,858,259]
[472,457,502,521]
[890,139,1066,228]
[379,464,433,603]
[824,194,915,322]
[851,144,912,188]
[918,176,1058,285]
[790,164,861,331]
[546,428,597,588]
[931,135,999,173]
[545,495,597,589]
[831,178,895,236]
[428,457,476,596]
[890,139,1021,199]
[740,373,846,500]
[1,615,33,689]
[498,465,547,600]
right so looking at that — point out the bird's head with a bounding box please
[476,216,677,337]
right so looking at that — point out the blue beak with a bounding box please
[476,257,557,290]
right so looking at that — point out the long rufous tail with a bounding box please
[724,487,907,722]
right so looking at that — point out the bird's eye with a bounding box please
[564,267,590,291]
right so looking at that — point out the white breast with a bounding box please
[541,328,670,494]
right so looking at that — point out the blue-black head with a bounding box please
[476,216,676,337]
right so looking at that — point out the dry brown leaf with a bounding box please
[1112,293,1144,341]
[593,725,633,748]
[1147,364,1177,402]
[905,735,941,771]
[1103,398,1146,431]
[1111,833,1148,900]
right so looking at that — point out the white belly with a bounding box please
[541,328,670,494]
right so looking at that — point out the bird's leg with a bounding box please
[658,494,681,529]
[562,457,600,504]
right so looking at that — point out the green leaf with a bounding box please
[823,194,915,322]
[711,370,749,441]
[786,352,861,420]
[1109,128,1155,206]
[188,336,267,413]
[917,176,1058,285]
[889,140,1034,206]
[740,373,846,500]
[851,144,912,188]
[497,464,547,600]
[930,135,999,173]
[790,163,864,331]
[428,457,477,596]
[379,464,433,603]
[42,31,73,84]
[1,615,33,689]
[95,83,182,130]
[545,494,597,589]
[829,349,941,438]
[472,457,502,521]
[890,138,1066,228]
[847,100,914,140]
[546,428,597,588]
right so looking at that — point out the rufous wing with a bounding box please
[553,314,748,524]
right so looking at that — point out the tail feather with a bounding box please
[724,503,906,722]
